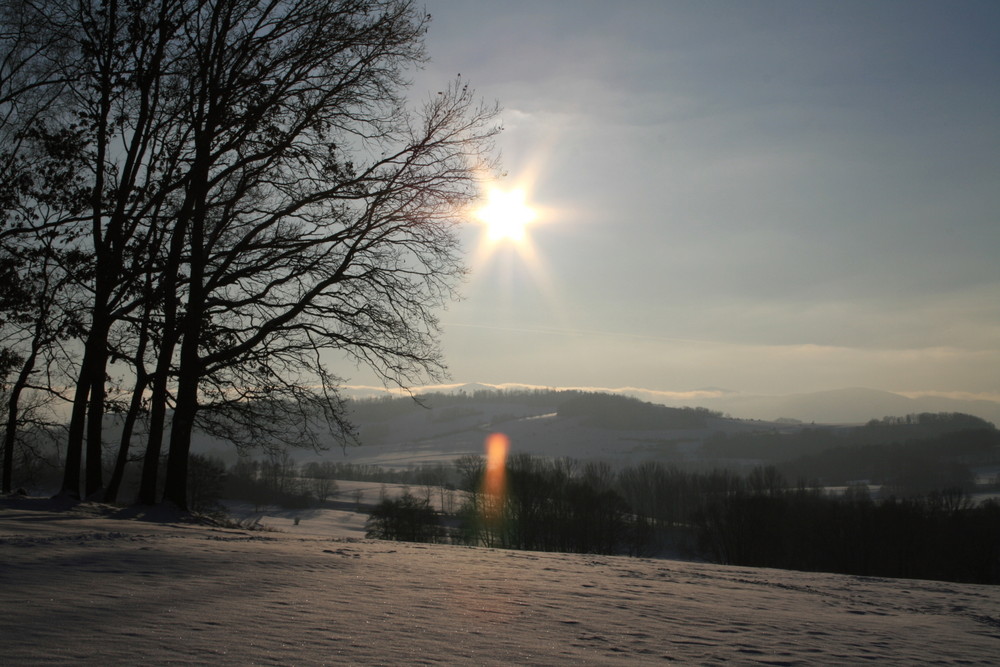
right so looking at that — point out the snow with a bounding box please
[2,496,999,665]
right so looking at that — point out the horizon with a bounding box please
[337,380,1000,426]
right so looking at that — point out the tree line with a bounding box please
[704,412,995,464]
[451,453,649,555]
[691,480,1000,584]
[362,453,1000,584]
[0,0,499,507]
[45,437,988,584]
[704,414,999,492]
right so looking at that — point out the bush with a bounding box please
[365,493,444,543]
[188,454,227,514]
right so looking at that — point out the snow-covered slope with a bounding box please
[2,497,998,665]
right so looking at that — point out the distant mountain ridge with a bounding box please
[339,383,1000,427]
[187,385,1000,474]
[311,387,998,472]
[648,386,1000,426]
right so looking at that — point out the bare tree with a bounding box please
[148,0,498,509]
[0,240,83,492]
[302,462,338,503]
[5,0,498,508]
[8,0,207,500]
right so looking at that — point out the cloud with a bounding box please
[338,381,733,402]
[895,390,1000,404]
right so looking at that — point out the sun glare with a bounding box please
[475,187,537,242]
[466,176,560,316]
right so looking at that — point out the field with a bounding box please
[2,495,999,665]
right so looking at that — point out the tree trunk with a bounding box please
[1,350,36,493]
[162,266,204,510]
[1,284,51,492]
[105,282,157,504]
[104,357,149,503]
[138,186,193,505]
[83,341,108,499]
[60,339,99,498]
[162,353,198,510]
[159,52,214,508]
[138,350,172,505]
[65,0,116,499]
[162,203,205,511]
[79,285,113,498]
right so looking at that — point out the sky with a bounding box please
[363,0,1000,402]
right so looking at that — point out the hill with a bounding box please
[253,390,997,479]
[312,389,754,470]
[679,386,1000,426]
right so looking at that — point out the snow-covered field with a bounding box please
[2,496,999,665]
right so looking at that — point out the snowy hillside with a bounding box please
[2,497,999,665]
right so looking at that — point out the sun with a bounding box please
[475,187,537,242]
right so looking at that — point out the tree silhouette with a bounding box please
[2,0,499,507]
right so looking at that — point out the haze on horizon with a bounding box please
[341,1,1000,411]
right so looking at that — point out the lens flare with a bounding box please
[482,433,509,520]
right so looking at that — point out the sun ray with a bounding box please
[462,175,574,351]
